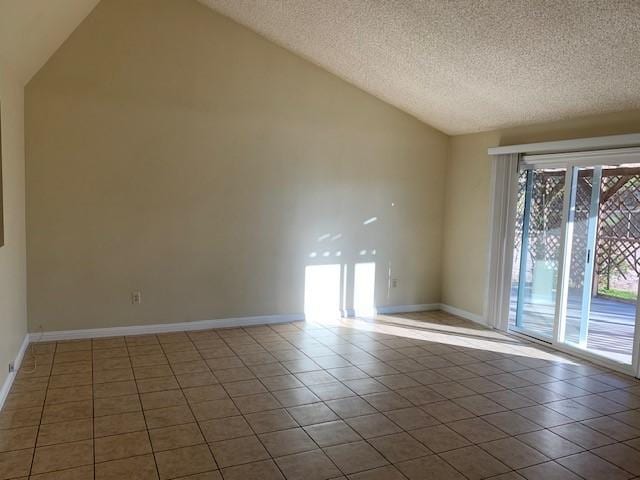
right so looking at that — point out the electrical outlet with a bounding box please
[131,291,142,305]
[8,362,14,373]
[392,278,398,288]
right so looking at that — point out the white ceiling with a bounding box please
[0,0,100,84]
[200,0,640,134]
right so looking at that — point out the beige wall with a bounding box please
[442,110,640,319]
[26,0,448,332]
[0,59,28,387]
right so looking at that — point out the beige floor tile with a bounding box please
[0,426,38,452]
[258,427,317,457]
[515,405,573,428]
[140,390,186,410]
[93,347,129,361]
[190,399,239,422]
[94,412,147,437]
[42,400,93,424]
[94,394,141,417]
[592,443,640,476]
[550,422,616,449]
[32,440,93,475]
[517,461,581,480]
[259,374,304,391]
[200,416,253,442]
[272,387,320,407]
[482,411,541,436]
[346,413,402,439]
[0,448,33,479]
[130,354,167,368]
[396,454,466,480]
[95,453,159,480]
[383,407,438,431]
[304,420,361,447]
[223,379,267,397]
[324,441,388,474]
[93,357,131,371]
[233,393,281,414]
[422,400,474,423]
[145,405,195,429]
[287,402,338,426]
[409,424,470,453]
[556,451,632,480]
[30,464,94,479]
[213,367,255,383]
[149,423,204,451]
[134,365,174,380]
[170,360,210,376]
[3,390,47,411]
[447,417,508,443]
[368,432,431,463]
[454,394,506,416]
[206,358,244,371]
[479,437,549,469]
[155,444,217,480]
[93,380,137,399]
[136,376,180,394]
[222,459,284,480]
[348,465,406,480]
[325,397,376,419]
[209,435,269,468]
[244,408,298,433]
[274,449,341,480]
[176,372,218,388]
[95,431,152,462]
[37,419,93,446]
[440,445,510,480]
[93,368,135,384]
[516,429,583,459]
[248,363,290,379]
[342,378,388,396]
[582,416,640,441]
[396,386,445,406]
[183,385,228,404]
[6,317,640,480]
[47,385,93,405]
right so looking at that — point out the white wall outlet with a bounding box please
[391,278,398,288]
[8,362,15,373]
[131,291,142,305]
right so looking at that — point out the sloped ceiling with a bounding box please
[200,0,640,134]
[2,1,638,134]
[0,0,100,85]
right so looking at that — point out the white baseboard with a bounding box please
[30,313,305,343]
[27,303,486,345]
[439,303,488,326]
[0,335,30,411]
[377,303,441,315]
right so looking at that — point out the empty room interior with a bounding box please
[2,0,640,479]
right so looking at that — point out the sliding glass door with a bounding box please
[511,167,567,340]
[510,159,640,369]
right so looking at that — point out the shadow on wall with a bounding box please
[304,216,381,320]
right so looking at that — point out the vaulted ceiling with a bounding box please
[0,0,100,84]
[200,0,640,134]
[2,0,639,135]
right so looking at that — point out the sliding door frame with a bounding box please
[489,146,640,377]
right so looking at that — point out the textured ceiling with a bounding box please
[199,0,640,134]
[0,0,100,84]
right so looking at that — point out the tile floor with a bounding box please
[1,310,640,479]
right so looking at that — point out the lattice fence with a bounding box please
[513,168,640,290]
[596,173,640,288]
